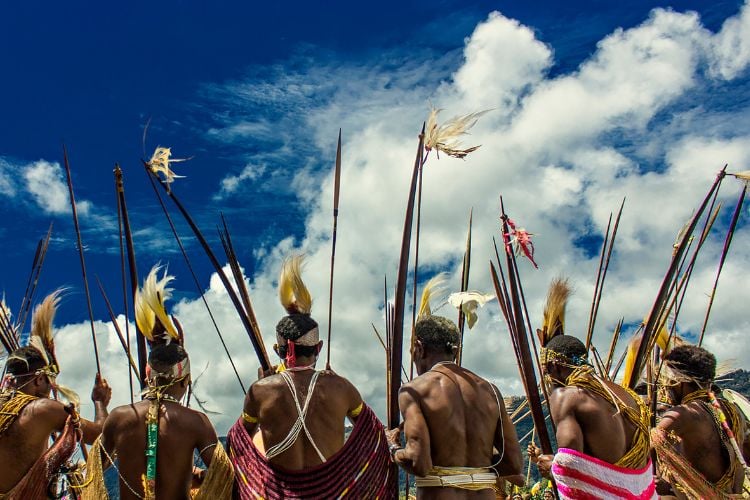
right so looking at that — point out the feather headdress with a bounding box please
[447,291,495,329]
[424,107,490,159]
[26,290,80,407]
[279,255,312,315]
[146,146,187,189]
[538,277,571,346]
[135,265,180,344]
[417,274,447,320]
[28,290,63,368]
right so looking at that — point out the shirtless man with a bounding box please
[0,345,111,494]
[386,314,523,499]
[100,343,229,500]
[528,334,655,499]
[228,256,393,499]
[652,344,749,498]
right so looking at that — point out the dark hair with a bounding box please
[415,316,459,354]
[277,342,318,359]
[148,343,188,374]
[6,346,47,376]
[664,345,716,383]
[276,314,318,341]
[546,335,587,361]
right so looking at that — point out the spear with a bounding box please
[17,224,53,334]
[628,167,726,389]
[699,185,746,346]
[114,167,134,401]
[115,166,147,388]
[62,147,101,375]
[585,198,625,351]
[389,123,425,430]
[146,174,256,389]
[218,214,270,372]
[456,209,473,366]
[326,130,342,370]
[604,318,624,374]
[94,276,140,384]
[145,163,271,372]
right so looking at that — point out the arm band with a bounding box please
[242,412,259,424]
[348,402,364,418]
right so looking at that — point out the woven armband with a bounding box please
[242,412,259,424]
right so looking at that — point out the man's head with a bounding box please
[413,315,459,374]
[3,346,55,397]
[662,344,716,403]
[274,313,322,366]
[540,334,587,385]
[147,342,191,398]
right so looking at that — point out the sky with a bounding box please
[1,1,750,434]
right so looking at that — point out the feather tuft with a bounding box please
[732,170,750,184]
[29,290,64,365]
[147,146,188,188]
[447,291,495,329]
[279,255,312,315]
[55,384,81,409]
[424,107,490,159]
[418,274,448,320]
[621,333,642,388]
[539,277,571,346]
[135,265,179,342]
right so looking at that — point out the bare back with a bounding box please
[102,400,217,500]
[0,398,67,493]
[400,363,522,500]
[245,369,362,470]
[659,400,745,497]
[550,379,645,467]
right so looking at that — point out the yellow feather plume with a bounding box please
[539,277,571,347]
[279,255,312,315]
[29,290,63,365]
[418,274,447,320]
[135,265,179,342]
[621,333,642,388]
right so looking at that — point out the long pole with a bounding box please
[145,164,270,371]
[389,124,425,430]
[456,209,472,366]
[326,130,342,370]
[699,185,746,345]
[115,166,147,389]
[62,147,101,375]
[629,167,726,389]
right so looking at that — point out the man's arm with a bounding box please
[241,383,260,435]
[530,387,583,479]
[342,377,364,422]
[492,384,523,476]
[80,375,111,444]
[389,386,432,477]
[196,412,220,468]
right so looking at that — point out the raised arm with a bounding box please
[389,385,433,477]
[80,374,111,444]
[492,384,522,476]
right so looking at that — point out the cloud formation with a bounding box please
[48,3,750,434]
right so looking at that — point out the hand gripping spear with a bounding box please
[326,130,342,370]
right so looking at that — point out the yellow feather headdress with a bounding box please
[135,265,179,343]
[538,277,571,347]
[279,255,312,315]
[417,274,447,320]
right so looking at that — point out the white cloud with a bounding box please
[22,160,82,216]
[0,159,17,197]
[45,2,750,435]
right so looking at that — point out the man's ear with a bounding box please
[450,344,459,359]
[414,340,424,357]
[316,341,323,355]
[273,344,280,357]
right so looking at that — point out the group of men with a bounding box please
[1,260,748,499]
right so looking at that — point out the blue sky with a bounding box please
[2,1,750,431]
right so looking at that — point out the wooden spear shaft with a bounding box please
[115,167,147,389]
[389,124,425,430]
[62,147,101,375]
[699,185,746,346]
[456,209,472,366]
[326,130,342,370]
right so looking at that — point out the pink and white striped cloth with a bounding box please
[551,448,657,500]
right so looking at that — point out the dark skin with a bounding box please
[654,380,749,498]
[386,340,523,500]
[528,361,647,477]
[101,376,218,500]
[239,339,364,470]
[0,373,111,493]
